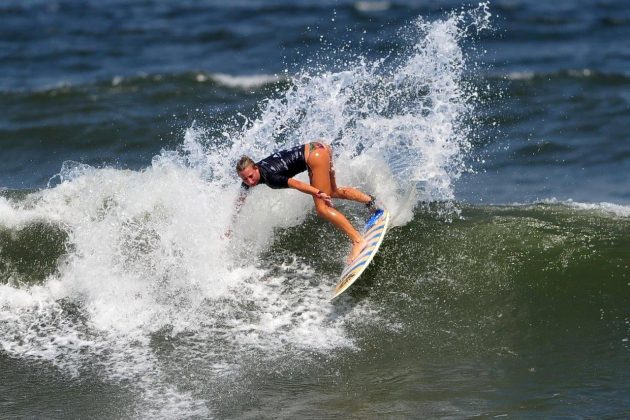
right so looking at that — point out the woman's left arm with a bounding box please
[287,178,332,206]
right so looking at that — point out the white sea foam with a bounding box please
[550,199,630,217]
[506,71,536,80]
[0,6,491,417]
[354,1,391,12]
[0,157,373,416]
[506,68,597,81]
[223,8,485,213]
[209,73,282,89]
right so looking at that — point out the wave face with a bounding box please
[0,7,493,417]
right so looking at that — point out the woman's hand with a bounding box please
[315,190,333,207]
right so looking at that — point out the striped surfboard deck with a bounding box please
[332,209,390,299]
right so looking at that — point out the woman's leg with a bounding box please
[310,142,372,204]
[307,144,367,262]
[325,145,372,205]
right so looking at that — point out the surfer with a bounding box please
[228,142,380,262]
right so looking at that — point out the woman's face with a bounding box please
[238,165,260,187]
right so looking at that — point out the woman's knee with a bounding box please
[314,201,332,218]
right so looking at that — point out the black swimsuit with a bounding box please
[241,144,307,190]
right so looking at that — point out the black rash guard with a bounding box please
[241,144,307,190]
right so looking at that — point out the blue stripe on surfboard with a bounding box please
[365,228,384,240]
[365,224,385,236]
[341,222,388,276]
[366,217,385,227]
[341,242,380,276]
[365,231,382,242]
[356,241,380,259]
[363,229,383,244]
[345,243,378,269]
[365,209,385,230]
[366,219,385,228]
[341,260,368,279]
[341,251,375,277]
[342,256,369,277]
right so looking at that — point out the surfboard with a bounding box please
[331,209,390,299]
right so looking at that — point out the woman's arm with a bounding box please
[225,189,248,238]
[287,178,332,206]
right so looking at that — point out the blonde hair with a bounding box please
[236,155,256,172]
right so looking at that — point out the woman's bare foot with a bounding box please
[348,238,367,264]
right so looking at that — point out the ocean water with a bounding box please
[1,1,629,418]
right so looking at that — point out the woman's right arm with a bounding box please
[224,188,248,239]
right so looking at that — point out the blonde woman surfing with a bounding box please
[229,141,381,263]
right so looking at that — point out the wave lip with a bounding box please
[204,72,283,89]
[542,199,630,218]
[354,1,391,12]
[505,69,596,81]
[503,68,630,82]
[1,71,285,95]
